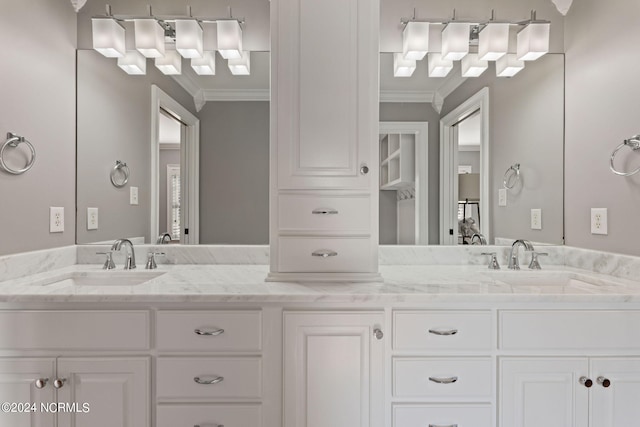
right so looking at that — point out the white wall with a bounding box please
[0,0,77,256]
[564,0,640,256]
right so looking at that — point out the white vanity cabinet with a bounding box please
[283,311,385,427]
[269,0,381,281]
[0,310,150,427]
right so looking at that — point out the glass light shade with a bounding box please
[478,23,510,61]
[191,52,216,75]
[134,19,165,58]
[393,53,416,77]
[117,51,146,75]
[175,19,203,59]
[155,50,182,75]
[427,53,453,77]
[217,20,243,59]
[228,51,250,75]
[442,22,470,61]
[92,18,126,58]
[461,54,488,77]
[496,54,525,77]
[402,21,429,61]
[517,22,550,61]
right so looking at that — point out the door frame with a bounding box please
[151,85,200,244]
[379,121,429,245]
[439,87,489,245]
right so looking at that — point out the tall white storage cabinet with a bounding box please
[269,0,381,281]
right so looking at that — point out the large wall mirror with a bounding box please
[76,0,564,247]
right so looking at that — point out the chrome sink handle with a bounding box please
[480,252,500,270]
[96,252,116,270]
[528,252,548,270]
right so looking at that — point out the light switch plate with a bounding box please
[498,189,507,207]
[50,207,64,233]
[87,208,98,230]
[531,209,542,230]
[591,208,608,235]
[130,187,139,205]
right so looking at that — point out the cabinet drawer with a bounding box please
[157,357,261,400]
[500,310,640,351]
[278,194,370,232]
[278,237,373,272]
[393,404,493,427]
[0,310,149,350]
[157,310,262,352]
[157,404,261,427]
[393,358,493,400]
[393,311,492,351]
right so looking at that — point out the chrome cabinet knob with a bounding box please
[53,378,66,389]
[579,376,593,388]
[597,376,611,388]
[35,378,49,389]
[373,328,383,340]
[360,165,369,175]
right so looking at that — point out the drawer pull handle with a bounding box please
[53,378,66,389]
[429,425,458,427]
[429,376,458,384]
[312,250,338,258]
[428,328,458,336]
[579,376,593,388]
[312,208,339,215]
[194,425,224,427]
[597,376,611,388]
[35,378,49,389]
[194,376,224,385]
[194,328,225,336]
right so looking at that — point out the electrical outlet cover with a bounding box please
[130,186,139,205]
[591,208,608,235]
[50,207,64,233]
[498,189,507,207]
[87,207,98,230]
[531,208,542,230]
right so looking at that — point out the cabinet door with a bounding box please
[500,358,589,427]
[56,357,149,427]
[283,312,384,427]
[591,358,640,427]
[0,358,56,427]
[274,0,379,190]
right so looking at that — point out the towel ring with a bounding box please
[610,135,640,177]
[0,132,36,175]
[503,163,520,189]
[110,160,130,188]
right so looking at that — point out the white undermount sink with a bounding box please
[36,270,165,287]
[483,271,611,288]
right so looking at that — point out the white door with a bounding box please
[283,312,385,427]
[501,358,589,427]
[56,357,149,427]
[591,358,640,427]
[0,358,56,427]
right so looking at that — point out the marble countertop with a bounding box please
[1,263,640,303]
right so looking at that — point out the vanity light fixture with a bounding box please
[478,21,510,61]
[217,20,243,60]
[441,13,471,61]
[461,54,488,77]
[228,51,250,75]
[517,13,550,61]
[155,50,182,75]
[92,17,126,58]
[175,19,204,59]
[191,51,216,75]
[427,53,453,77]
[496,54,525,77]
[134,18,166,58]
[393,53,417,77]
[117,50,146,75]
[402,20,430,61]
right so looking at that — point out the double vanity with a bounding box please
[1,244,640,427]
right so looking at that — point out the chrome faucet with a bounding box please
[471,233,487,245]
[508,239,534,270]
[111,239,136,269]
[156,233,172,244]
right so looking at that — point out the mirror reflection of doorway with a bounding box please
[158,110,184,243]
[456,110,482,245]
